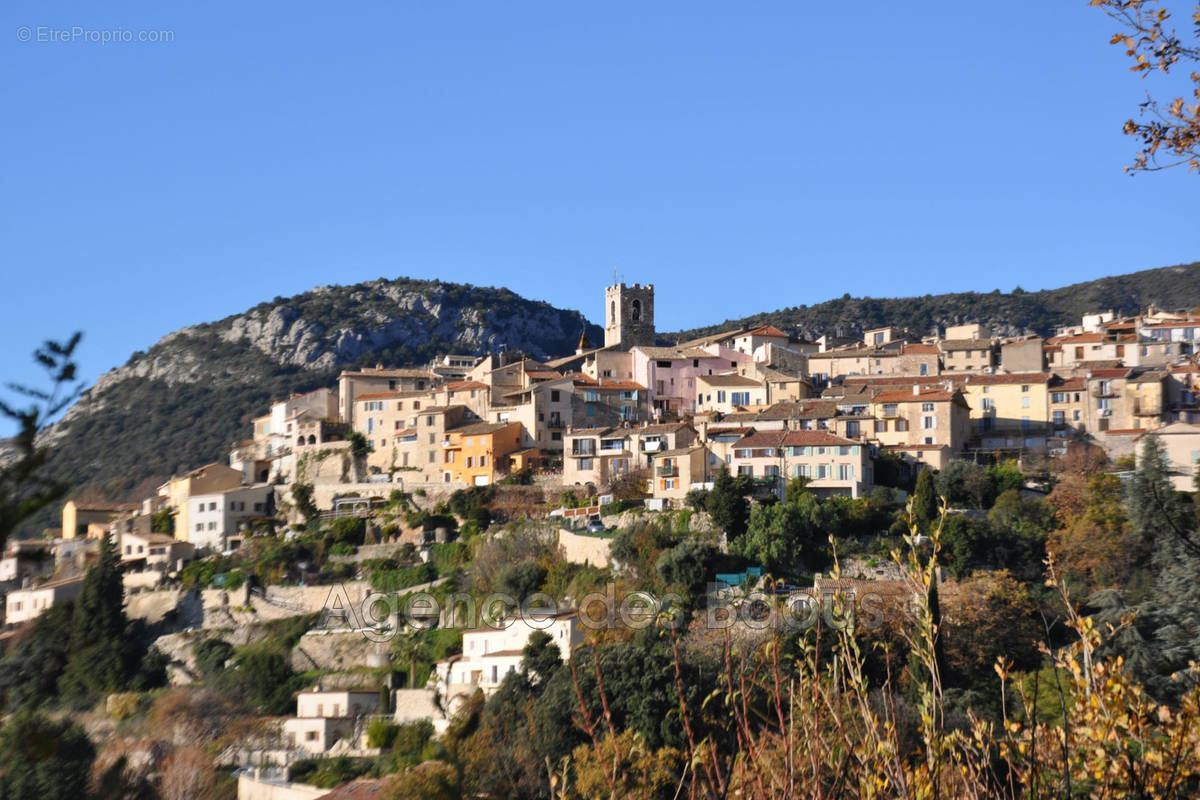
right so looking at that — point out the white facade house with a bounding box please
[283,689,382,754]
[433,613,583,713]
[4,576,84,626]
[188,485,274,552]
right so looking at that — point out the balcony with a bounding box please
[570,447,596,458]
[656,464,678,478]
[1090,385,1116,398]
[547,416,566,429]
[641,441,664,453]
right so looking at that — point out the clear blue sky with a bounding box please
[3,0,1198,415]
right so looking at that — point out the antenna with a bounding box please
[612,267,618,286]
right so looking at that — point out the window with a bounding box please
[731,392,750,406]
[578,458,593,470]
[551,390,561,402]
[195,523,203,532]
[1021,385,1029,393]
[921,403,934,412]
[663,478,676,490]
[1053,410,1065,425]
[1021,396,1030,408]
[717,390,727,403]
[982,397,995,411]
[837,464,854,480]
[921,416,936,429]
[920,363,928,376]
[882,404,897,417]
[1051,392,1066,403]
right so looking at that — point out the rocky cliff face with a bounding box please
[32,277,602,522]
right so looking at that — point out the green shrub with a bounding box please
[367,718,399,749]
[370,562,438,592]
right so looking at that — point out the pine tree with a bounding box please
[1127,435,1200,699]
[58,533,130,706]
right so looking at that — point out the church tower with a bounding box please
[604,283,655,349]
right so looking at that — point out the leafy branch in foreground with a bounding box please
[1092,0,1200,173]
[0,332,83,547]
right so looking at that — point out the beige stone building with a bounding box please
[338,366,438,425]
[727,430,872,498]
[652,445,719,504]
[867,386,971,469]
[938,339,996,372]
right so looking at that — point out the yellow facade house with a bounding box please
[61,500,134,540]
[442,421,524,486]
[961,373,1051,437]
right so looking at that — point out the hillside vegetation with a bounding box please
[668,261,1200,342]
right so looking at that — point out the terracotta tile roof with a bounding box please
[756,400,839,420]
[356,392,402,401]
[883,443,949,452]
[872,388,958,404]
[1128,370,1167,384]
[732,431,789,449]
[526,370,564,380]
[1143,320,1200,328]
[445,380,488,391]
[1049,375,1086,390]
[635,345,718,360]
[901,342,940,355]
[1047,332,1105,344]
[781,431,860,447]
[339,367,436,379]
[634,422,692,434]
[1087,368,1132,379]
[843,375,952,387]
[743,324,790,339]
[450,421,518,436]
[964,372,1051,386]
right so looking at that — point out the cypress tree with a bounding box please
[911,468,939,534]
[59,533,130,706]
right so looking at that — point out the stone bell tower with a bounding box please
[604,282,655,350]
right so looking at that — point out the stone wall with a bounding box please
[557,528,613,567]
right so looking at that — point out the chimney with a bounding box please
[912,384,920,396]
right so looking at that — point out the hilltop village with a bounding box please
[4,281,1200,798]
